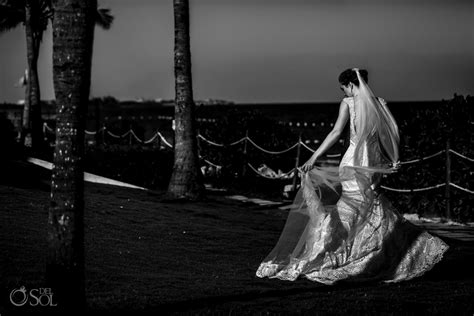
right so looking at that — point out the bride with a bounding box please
[255,68,449,284]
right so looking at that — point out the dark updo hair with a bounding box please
[338,68,369,87]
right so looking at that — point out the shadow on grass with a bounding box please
[1,158,473,315]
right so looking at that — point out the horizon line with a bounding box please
[1,98,450,105]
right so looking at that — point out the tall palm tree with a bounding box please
[0,0,113,150]
[0,0,51,149]
[47,0,96,310]
[167,0,205,200]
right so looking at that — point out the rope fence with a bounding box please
[246,138,299,155]
[142,131,159,144]
[197,134,225,147]
[42,122,474,163]
[229,137,247,146]
[107,130,130,138]
[84,127,105,135]
[43,123,473,198]
[157,132,173,148]
[449,182,474,194]
[399,150,444,165]
[450,149,474,163]
[43,124,473,163]
[381,183,446,193]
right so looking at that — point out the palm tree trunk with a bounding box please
[22,4,33,146]
[167,0,204,200]
[47,0,96,311]
[23,1,43,150]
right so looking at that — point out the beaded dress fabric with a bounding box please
[255,96,449,284]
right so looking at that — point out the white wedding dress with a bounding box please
[256,96,449,284]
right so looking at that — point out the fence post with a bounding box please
[101,124,106,145]
[42,122,48,143]
[445,139,451,220]
[292,133,302,191]
[242,130,249,177]
[196,129,201,153]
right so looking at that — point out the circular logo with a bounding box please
[10,286,28,306]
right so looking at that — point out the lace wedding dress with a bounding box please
[255,96,449,284]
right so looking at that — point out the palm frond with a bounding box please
[39,0,53,22]
[31,0,53,32]
[0,0,25,33]
[95,7,114,30]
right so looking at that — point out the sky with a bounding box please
[1,0,473,104]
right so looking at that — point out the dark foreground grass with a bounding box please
[0,160,473,315]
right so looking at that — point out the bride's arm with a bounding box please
[301,100,349,171]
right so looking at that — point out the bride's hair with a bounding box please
[339,68,368,87]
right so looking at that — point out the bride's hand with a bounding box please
[301,157,317,173]
[389,161,401,172]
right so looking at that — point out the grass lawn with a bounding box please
[0,160,473,315]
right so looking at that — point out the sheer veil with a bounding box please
[257,68,401,276]
[352,68,400,168]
